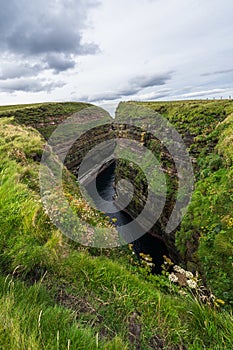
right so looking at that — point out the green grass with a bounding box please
[116,100,233,160]
[0,102,97,139]
[0,102,233,349]
[0,103,46,112]
[0,275,128,350]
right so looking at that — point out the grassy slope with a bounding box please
[0,103,233,349]
[126,100,233,305]
[0,102,94,140]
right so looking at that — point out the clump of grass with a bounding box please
[0,275,128,350]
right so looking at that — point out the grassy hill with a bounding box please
[0,102,233,349]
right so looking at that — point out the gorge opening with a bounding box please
[84,161,169,274]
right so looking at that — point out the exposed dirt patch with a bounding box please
[149,335,187,350]
[53,285,114,340]
[149,335,165,349]
[55,286,97,315]
[128,311,142,350]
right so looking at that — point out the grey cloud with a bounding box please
[118,72,173,97]
[150,92,170,100]
[44,54,76,73]
[180,88,227,98]
[79,92,121,102]
[6,25,98,57]
[136,89,171,101]
[130,72,173,89]
[0,78,65,93]
[0,0,100,79]
[0,62,43,80]
[80,90,136,103]
[0,0,99,56]
[78,89,139,103]
[201,68,233,77]
[82,71,173,102]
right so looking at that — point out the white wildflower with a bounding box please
[146,262,154,267]
[178,290,188,296]
[173,265,186,275]
[169,273,178,283]
[185,271,194,279]
[186,279,197,289]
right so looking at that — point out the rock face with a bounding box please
[65,123,115,176]
[113,100,233,267]
[112,103,193,261]
[113,122,180,261]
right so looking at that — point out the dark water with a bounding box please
[85,162,168,273]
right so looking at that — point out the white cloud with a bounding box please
[0,0,233,114]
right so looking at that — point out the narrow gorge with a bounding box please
[1,100,232,289]
[1,100,233,349]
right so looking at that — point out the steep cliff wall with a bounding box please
[113,122,179,259]
[114,100,233,302]
[0,102,115,174]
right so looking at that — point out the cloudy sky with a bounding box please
[0,0,232,115]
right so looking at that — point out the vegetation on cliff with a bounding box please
[119,100,233,305]
[0,102,232,349]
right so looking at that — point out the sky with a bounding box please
[0,0,233,116]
